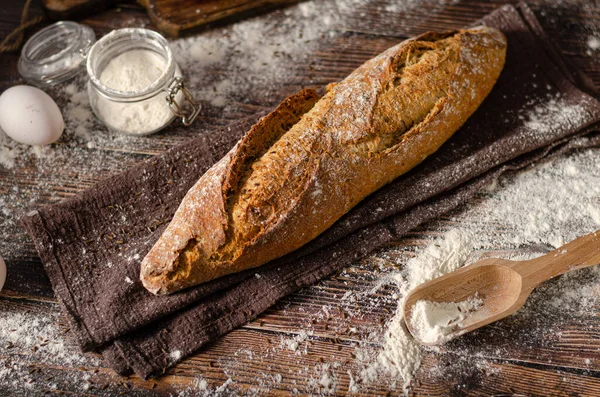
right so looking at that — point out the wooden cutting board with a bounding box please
[43,0,300,37]
[136,0,301,37]
[42,0,117,20]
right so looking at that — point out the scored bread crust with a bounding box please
[141,26,507,294]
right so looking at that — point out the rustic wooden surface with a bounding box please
[137,0,301,37]
[41,0,118,20]
[1,0,599,396]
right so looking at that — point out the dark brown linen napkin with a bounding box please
[21,2,600,379]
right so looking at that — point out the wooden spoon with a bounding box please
[403,230,600,346]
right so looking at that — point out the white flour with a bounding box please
[96,49,177,134]
[587,36,600,51]
[99,50,165,92]
[0,305,100,393]
[408,295,483,344]
[356,229,477,393]
[349,148,600,395]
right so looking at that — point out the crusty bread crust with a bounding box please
[141,26,507,294]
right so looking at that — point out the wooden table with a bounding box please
[1,0,599,395]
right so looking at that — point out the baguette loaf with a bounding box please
[141,26,507,294]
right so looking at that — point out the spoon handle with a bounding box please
[511,230,600,288]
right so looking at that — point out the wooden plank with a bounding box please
[413,356,600,396]
[5,294,600,396]
[42,0,118,20]
[3,227,600,394]
[138,0,301,37]
[1,0,598,268]
[2,260,53,298]
[1,0,600,395]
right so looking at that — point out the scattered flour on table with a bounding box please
[384,0,458,12]
[171,143,600,394]
[347,148,600,394]
[281,329,312,353]
[177,377,235,397]
[465,148,600,249]
[520,95,589,141]
[0,0,599,395]
[169,350,183,361]
[356,229,477,393]
[587,36,600,51]
[0,306,100,393]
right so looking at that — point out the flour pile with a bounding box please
[354,229,478,393]
[408,295,483,344]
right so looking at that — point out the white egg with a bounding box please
[0,85,64,146]
[0,255,6,292]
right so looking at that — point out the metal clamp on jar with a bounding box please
[18,21,200,136]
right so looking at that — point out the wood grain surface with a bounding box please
[137,0,301,37]
[1,0,599,396]
[41,0,118,20]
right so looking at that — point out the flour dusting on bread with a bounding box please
[141,27,507,294]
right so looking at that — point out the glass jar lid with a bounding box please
[18,21,96,87]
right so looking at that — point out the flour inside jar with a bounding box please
[93,48,182,135]
[100,50,166,92]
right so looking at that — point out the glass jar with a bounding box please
[18,22,199,136]
[19,21,96,86]
[86,28,199,135]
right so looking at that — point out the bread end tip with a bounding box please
[139,257,169,295]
